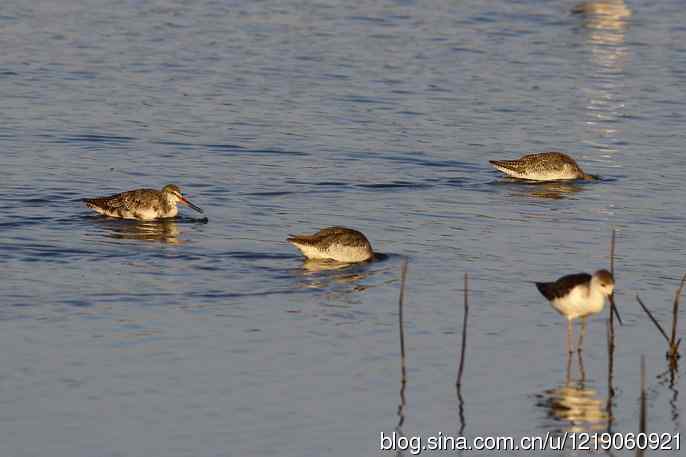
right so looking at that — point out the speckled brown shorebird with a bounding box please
[84,184,203,220]
[287,226,374,263]
[490,152,598,181]
[536,269,621,354]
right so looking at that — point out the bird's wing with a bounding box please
[85,189,156,211]
[536,273,591,300]
[288,227,358,248]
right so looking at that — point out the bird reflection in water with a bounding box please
[497,179,585,200]
[292,261,372,307]
[537,352,610,433]
[101,219,183,244]
[302,259,365,273]
[573,0,631,36]
[295,254,390,291]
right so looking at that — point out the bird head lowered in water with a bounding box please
[489,151,600,181]
[162,184,204,213]
[287,226,374,263]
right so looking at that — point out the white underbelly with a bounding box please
[494,165,576,181]
[291,242,371,263]
[93,206,176,220]
[551,288,605,319]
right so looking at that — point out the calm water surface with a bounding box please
[2,1,686,456]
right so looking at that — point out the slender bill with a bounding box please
[609,293,623,326]
[180,196,204,213]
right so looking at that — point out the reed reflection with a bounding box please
[537,352,610,434]
[658,367,681,433]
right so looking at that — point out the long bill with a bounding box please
[180,196,204,213]
[609,293,623,326]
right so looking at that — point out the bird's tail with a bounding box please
[535,282,556,301]
[489,159,523,174]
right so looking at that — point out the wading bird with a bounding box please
[287,226,374,263]
[536,269,621,353]
[490,152,597,181]
[84,184,203,221]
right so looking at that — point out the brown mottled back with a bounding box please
[287,226,371,249]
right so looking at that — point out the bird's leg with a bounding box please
[567,319,574,355]
[577,349,586,384]
[577,317,587,354]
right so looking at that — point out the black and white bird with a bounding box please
[536,269,621,353]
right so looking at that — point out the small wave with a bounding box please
[356,181,433,190]
[206,144,309,157]
[213,251,293,261]
[59,134,136,145]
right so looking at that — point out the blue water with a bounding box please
[2,1,685,456]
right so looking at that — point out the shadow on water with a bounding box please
[536,352,611,435]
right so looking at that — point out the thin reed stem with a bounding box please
[610,228,615,275]
[606,318,615,433]
[636,295,670,343]
[608,229,622,325]
[636,355,646,457]
[669,273,686,355]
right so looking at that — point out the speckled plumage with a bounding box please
[490,152,597,181]
[287,226,374,263]
[84,184,203,220]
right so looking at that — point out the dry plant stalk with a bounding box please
[610,228,615,275]
[636,295,670,342]
[608,229,622,325]
[606,229,617,432]
[669,273,685,360]
[636,355,646,457]
[606,319,616,433]
[636,272,684,363]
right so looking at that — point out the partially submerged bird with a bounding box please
[536,269,621,353]
[287,226,374,263]
[84,184,204,221]
[490,152,597,181]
